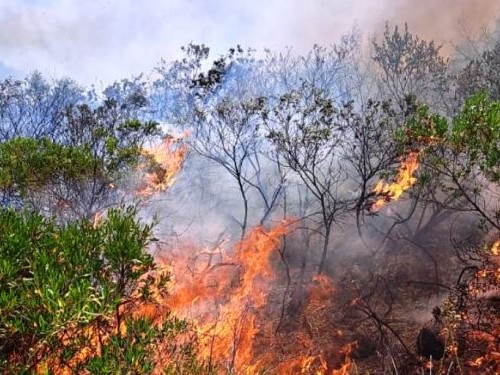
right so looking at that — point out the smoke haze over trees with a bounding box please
[3,2,500,373]
[2,0,500,84]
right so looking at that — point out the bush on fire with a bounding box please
[0,206,184,373]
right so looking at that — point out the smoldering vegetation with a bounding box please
[136,23,500,373]
[3,18,500,374]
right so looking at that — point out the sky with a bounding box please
[1,0,500,86]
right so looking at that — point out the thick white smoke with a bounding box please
[1,0,500,84]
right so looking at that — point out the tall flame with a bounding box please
[41,219,357,374]
[40,132,360,373]
[166,223,288,372]
[136,132,188,197]
[371,151,421,211]
[161,224,356,374]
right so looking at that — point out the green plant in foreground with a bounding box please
[0,205,174,373]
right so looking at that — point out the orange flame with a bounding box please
[40,220,358,374]
[464,238,500,373]
[492,240,499,256]
[136,132,188,197]
[332,342,356,375]
[51,215,357,373]
[278,343,356,375]
[371,151,421,211]
[309,274,336,304]
[467,329,500,372]
[272,274,354,375]
[194,224,287,370]
[92,211,103,229]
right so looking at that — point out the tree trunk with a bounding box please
[317,223,332,274]
[236,175,248,239]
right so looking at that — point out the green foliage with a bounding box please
[56,103,160,218]
[0,106,160,219]
[402,91,500,232]
[451,92,500,177]
[408,92,500,182]
[84,317,161,374]
[84,316,201,374]
[0,206,156,372]
[0,137,95,198]
[404,105,448,141]
[100,206,155,298]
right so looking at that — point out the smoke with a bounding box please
[289,0,500,53]
[384,0,500,53]
[1,0,500,84]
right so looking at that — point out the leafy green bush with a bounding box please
[0,205,177,373]
[0,137,95,204]
[0,107,160,219]
[406,92,500,178]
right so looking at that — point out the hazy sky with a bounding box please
[1,0,500,86]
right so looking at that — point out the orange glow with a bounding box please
[173,223,288,371]
[371,151,421,211]
[467,329,500,372]
[92,211,103,229]
[332,342,356,375]
[275,274,354,375]
[492,240,499,256]
[464,239,500,373]
[156,222,354,373]
[37,323,108,374]
[277,342,355,375]
[309,274,336,304]
[136,132,188,197]
[38,220,358,373]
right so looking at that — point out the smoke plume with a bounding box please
[1,1,499,84]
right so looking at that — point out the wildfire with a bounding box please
[371,151,421,211]
[284,343,355,375]
[166,223,288,372]
[492,239,499,256]
[92,210,103,229]
[150,220,355,374]
[136,132,188,197]
[263,265,356,375]
[39,217,359,374]
[467,329,500,372]
[42,133,360,373]
[464,239,500,373]
[308,274,336,304]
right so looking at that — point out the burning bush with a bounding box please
[5,18,500,375]
[0,206,203,373]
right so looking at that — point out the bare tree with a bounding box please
[163,46,287,238]
[0,72,83,141]
[372,23,449,115]
[454,38,500,107]
[266,82,354,274]
[188,95,284,238]
[262,30,362,102]
[340,99,402,235]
